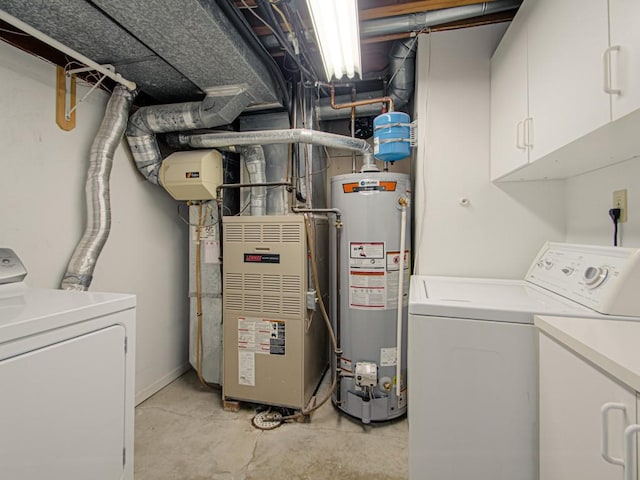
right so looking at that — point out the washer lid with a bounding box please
[409,275,594,324]
[0,284,135,343]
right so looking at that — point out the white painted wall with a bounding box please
[413,24,566,279]
[0,41,189,403]
[565,158,640,248]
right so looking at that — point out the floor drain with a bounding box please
[252,410,284,430]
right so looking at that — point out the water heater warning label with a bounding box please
[349,241,386,309]
[348,242,410,310]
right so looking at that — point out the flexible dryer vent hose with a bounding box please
[61,85,135,291]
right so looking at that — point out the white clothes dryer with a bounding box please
[408,242,640,480]
[0,249,136,480]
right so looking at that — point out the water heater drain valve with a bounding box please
[354,362,378,388]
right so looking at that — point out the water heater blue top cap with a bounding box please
[373,112,411,162]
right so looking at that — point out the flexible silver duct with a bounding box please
[126,87,250,184]
[316,0,521,120]
[61,85,136,291]
[168,128,378,172]
[240,145,267,216]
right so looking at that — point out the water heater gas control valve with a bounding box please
[354,362,378,388]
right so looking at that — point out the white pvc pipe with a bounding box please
[396,201,408,398]
[0,9,136,91]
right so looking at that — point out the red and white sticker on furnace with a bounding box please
[349,242,386,309]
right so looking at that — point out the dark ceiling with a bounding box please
[0,0,517,108]
[238,0,517,81]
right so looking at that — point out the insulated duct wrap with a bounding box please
[61,85,136,291]
[126,89,250,184]
[168,128,378,172]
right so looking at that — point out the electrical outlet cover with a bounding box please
[613,189,628,223]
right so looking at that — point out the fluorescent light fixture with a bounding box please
[306,0,362,81]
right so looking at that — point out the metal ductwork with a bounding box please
[359,0,522,37]
[317,0,522,120]
[126,87,250,185]
[240,145,267,216]
[0,0,284,105]
[167,129,378,172]
[61,85,136,291]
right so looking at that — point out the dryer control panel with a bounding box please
[525,243,640,316]
[0,249,27,285]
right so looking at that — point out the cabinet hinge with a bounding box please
[123,447,126,466]
[124,337,128,354]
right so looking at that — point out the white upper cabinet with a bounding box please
[490,7,530,181]
[490,0,640,181]
[609,0,640,120]
[526,0,610,162]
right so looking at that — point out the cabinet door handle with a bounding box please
[603,45,622,96]
[624,424,640,480]
[601,402,627,466]
[524,117,533,148]
[516,120,525,150]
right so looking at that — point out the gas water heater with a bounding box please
[330,171,411,422]
[330,110,412,423]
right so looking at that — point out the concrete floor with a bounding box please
[135,370,408,480]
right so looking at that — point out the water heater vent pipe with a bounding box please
[168,128,379,172]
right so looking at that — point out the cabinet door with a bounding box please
[539,333,636,480]
[490,11,529,180]
[609,0,640,120]
[527,0,611,162]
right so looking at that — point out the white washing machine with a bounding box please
[0,249,136,480]
[408,242,640,480]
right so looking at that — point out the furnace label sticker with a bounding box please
[203,239,220,264]
[269,320,286,355]
[237,317,271,354]
[238,351,255,387]
[238,317,285,355]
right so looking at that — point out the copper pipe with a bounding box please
[322,83,394,112]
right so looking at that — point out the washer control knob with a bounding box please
[583,266,608,288]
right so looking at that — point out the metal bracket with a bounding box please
[65,64,115,120]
